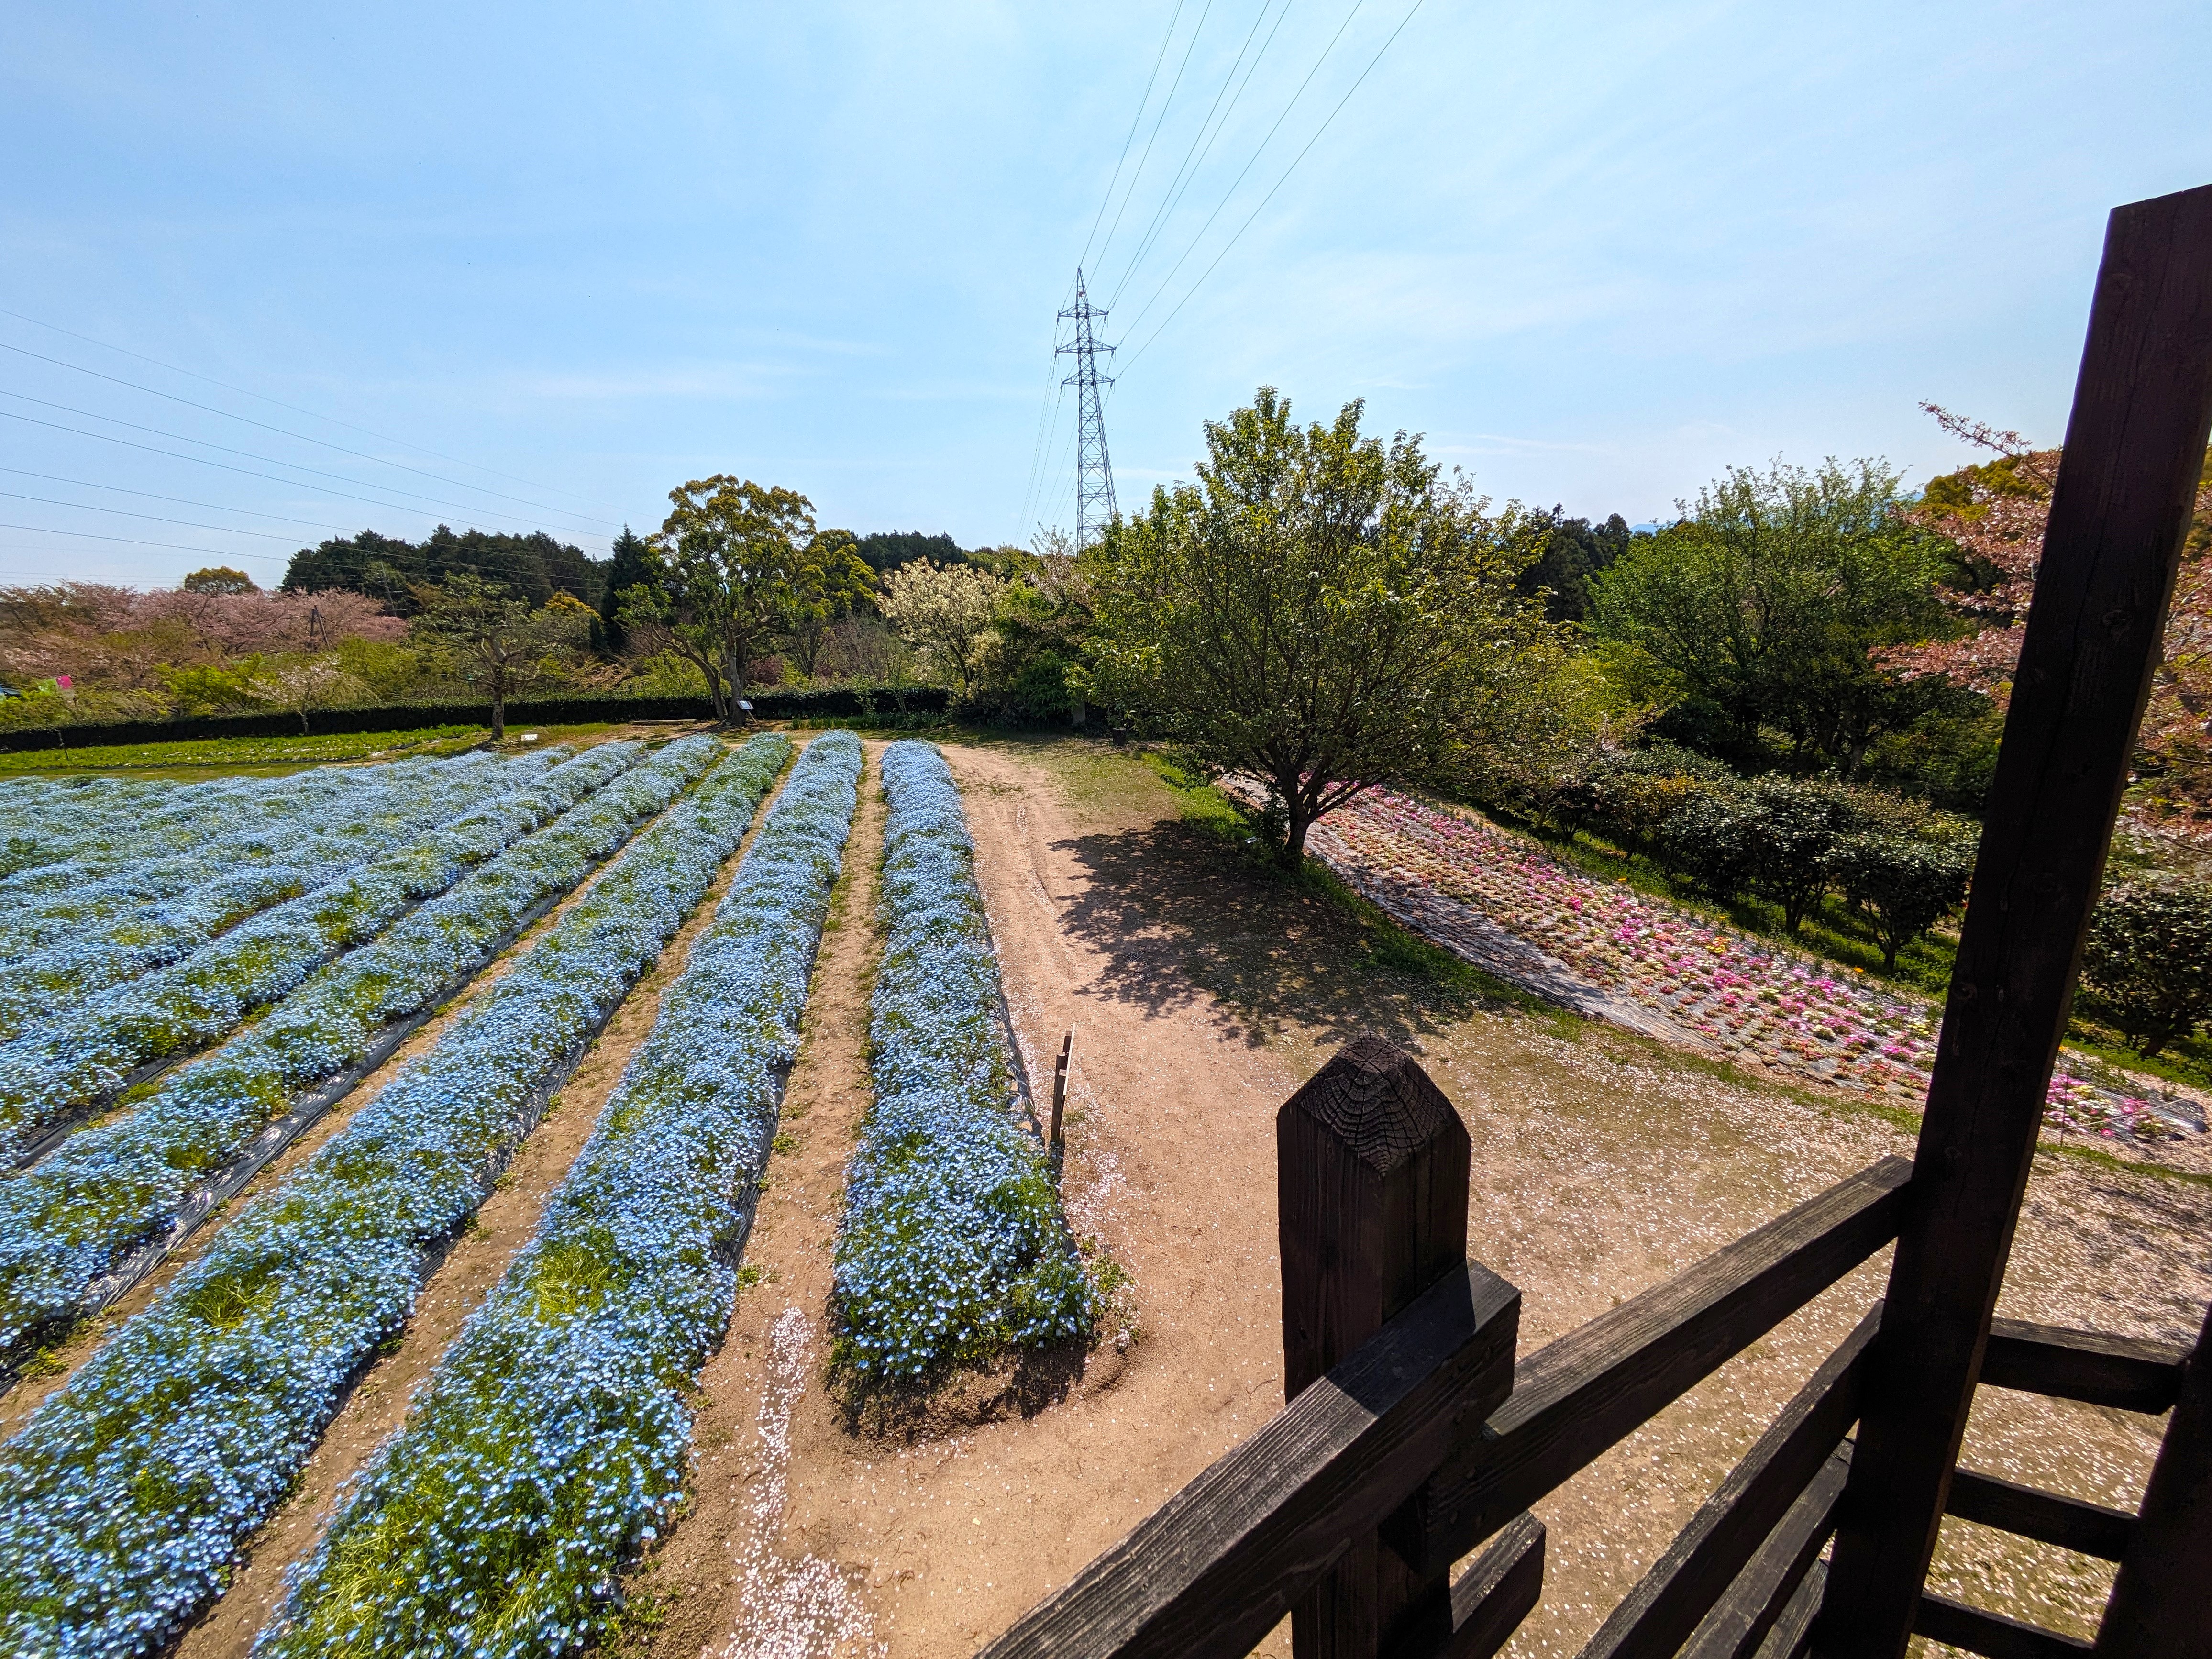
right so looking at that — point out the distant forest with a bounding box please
[282,527,609,614]
[1516,511,1638,622]
[283,525,989,614]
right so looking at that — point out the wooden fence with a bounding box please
[973,179,2212,1659]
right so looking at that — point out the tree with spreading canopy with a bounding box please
[1590,458,1953,775]
[412,573,586,739]
[1083,386,1570,868]
[617,476,816,720]
[877,558,1006,697]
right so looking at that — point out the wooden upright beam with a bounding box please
[2093,1297,2212,1659]
[1278,1037,1475,1658]
[1815,180,2212,1659]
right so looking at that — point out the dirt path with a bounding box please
[630,737,2212,1659]
[158,741,804,1658]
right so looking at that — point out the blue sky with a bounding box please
[3,1,2208,586]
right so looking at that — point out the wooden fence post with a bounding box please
[2092,1298,2212,1659]
[1815,180,2212,1658]
[1280,1035,1471,1658]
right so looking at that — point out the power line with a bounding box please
[1117,0,1368,342]
[0,467,362,536]
[1092,0,1219,281]
[0,340,618,533]
[0,397,607,546]
[0,522,290,562]
[0,304,611,513]
[1107,0,1294,309]
[1076,2,1189,277]
[1122,0,1426,371]
[0,491,314,542]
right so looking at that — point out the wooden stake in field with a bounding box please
[1050,1026,1073,1157]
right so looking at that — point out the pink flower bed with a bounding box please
[1304,786,2176,1140]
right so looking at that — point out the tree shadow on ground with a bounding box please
[1055,814,1529,1053]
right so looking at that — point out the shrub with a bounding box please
[1559,743,1736,859]
[1745,777,1863,933]
[1830,831,1974,969]
[1656,781,1764,897]
[2082,882,2212,1055]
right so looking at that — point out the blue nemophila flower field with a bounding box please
[0,733,790,1659]
[0,746,640,1166]
[833,740,1093,1385]
[257,730,863,1659]
[0,751,548,1027]
[0,755,530,889]
[0,736,719,1362]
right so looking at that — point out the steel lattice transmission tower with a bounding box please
[1057,269,1118,548]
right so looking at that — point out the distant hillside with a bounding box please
[283,526,608,613]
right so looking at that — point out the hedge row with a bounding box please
[0,686,950,753]
[1539,746,1980,969]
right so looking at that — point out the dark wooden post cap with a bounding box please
[1279,1035,1462,1175]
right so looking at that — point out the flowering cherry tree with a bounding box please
[1886,406,2212,838]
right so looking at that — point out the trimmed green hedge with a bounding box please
[0,686,949,753]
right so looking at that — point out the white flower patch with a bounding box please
[0,734,792,1659]
[257,731,863,1659]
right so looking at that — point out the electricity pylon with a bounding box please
[1057,270,1118,548]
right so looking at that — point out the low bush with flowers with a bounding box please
[0,737,733,1363]
[832,740,1093,1387]
[256,731,863,1659]
[0,734,790,1659]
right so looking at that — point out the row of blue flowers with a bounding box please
[0,744,645,1166]
[0,735,723,1361]
[0,765,325,884]
[0,752,554,1040]
[0,732,792,1659]
[258,730,863,1659]
[832,740,1093,1384]
[0,749,530,904]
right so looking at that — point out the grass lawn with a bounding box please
[0,724,489,778]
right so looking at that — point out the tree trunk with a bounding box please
[1279,806,1311,870]
[490,689,506,741]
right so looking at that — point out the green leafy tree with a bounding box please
[2081,883,2212,1056]
[1085,387,1563,868]
[784,529,875,680]
[1591,459,1951,774]
[619,476,815,720]
[413,574,583,738]
[178,566,258,596]
[1830,831,1974,970]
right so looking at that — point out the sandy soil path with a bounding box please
[634,737,2210,1659]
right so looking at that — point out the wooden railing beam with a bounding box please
[1914,1593,2092,1659]
[1681,1452,1851,1659]
[1816,179,2212,1658]
[1383,1512,1545,1659]
[1579,1312,1877,1659]
[1395,1157,1909,1574]
[2092,1296,2212,1658]
[1945,1468,2134,1562]
[1980,1319,2191,1415]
